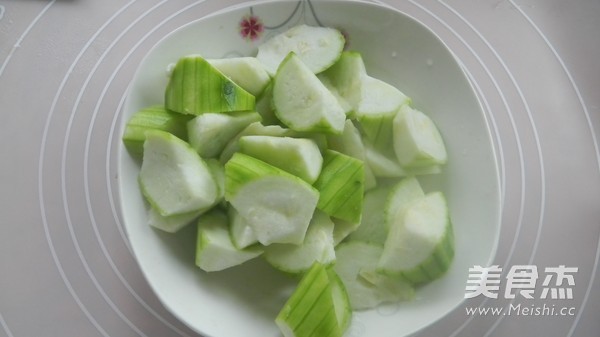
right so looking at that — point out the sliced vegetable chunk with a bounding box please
[147,207,203,233]
[228,206,259,249]
[323,51,410,151]
[318,74,353,116]
[384,176,425,231]
[195,209,263,272]
[313,150,365,224]
[264,210,336,274]
[219,122,296,163]
[276,262,351,337]
[331,217,360,246]
[273,52,346,134]
[165,55,255,115]
[139,130,218,216]
[378,192,454,286]
[238,135,323,184]
[225,153,319,245]
[365,142,443,178]
[320,51,366,110]
[393,104,447,169]
[354,75,410,150]
[257,24,345,75]
[345,185,393,245]
[334,241,414,310]
[205,159,225,203]
[254,83,280,125]
[327,120,377,190]
[364,141,406,178]
[122,105,192,156]
[187,111,261,158]
[208,56,271,96]
[323,51,410,128]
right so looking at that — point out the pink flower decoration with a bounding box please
[239,15,264,41]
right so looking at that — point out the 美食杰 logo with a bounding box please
[463,265,579,317]
[465,264,578,299]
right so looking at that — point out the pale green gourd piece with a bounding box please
[276,262,351,337]
[313,150,365,224]
[334,241,414,310]
[257,24,346,75]
[122,105,192,157]
[393,104,448,169]
[238,135,323,184]
[139,130,218,217]
[165,55,255,115]
[224,153,319,245]
[263,210,336,274]
[187,111,261,158]
[272,52,346,134]
[208,56,271,97]
[378,192,455,286]
[195,209,263,272]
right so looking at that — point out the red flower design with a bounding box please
[239,15,264,41]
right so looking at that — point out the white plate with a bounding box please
[118,1,501,336]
